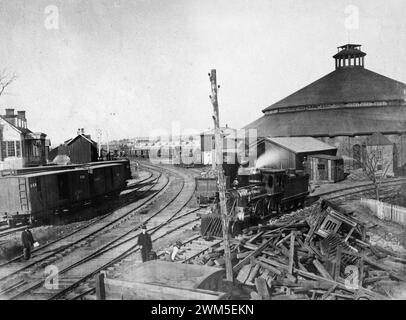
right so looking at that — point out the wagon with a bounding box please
[195,177,218,207]
[96,260,229,300]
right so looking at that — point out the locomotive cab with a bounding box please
[259,168,285,195]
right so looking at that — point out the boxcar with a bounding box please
[0,160,131,226]
[0,167,90,226]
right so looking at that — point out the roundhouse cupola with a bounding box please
[333,44,366,69]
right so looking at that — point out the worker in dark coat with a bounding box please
[137,225,152,262]
[21,227,35,260]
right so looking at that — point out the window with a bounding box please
[377,149,383,161]
[7,141,15,157]
[267,175,274,188]
[317,163,326,170]
[16,141,21,157]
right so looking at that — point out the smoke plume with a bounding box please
[255,149,283,169]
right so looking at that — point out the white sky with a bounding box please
[0,0,405,145]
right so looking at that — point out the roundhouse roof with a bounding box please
[262,67,406,112]
[245,105,406,137]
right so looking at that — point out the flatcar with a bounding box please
[0,160,131,227]
[199,166,310,237]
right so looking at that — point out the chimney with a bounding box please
[77,128,81,135]
[5,108,14,117]
[17,111,26,120]
[81,128,85,135]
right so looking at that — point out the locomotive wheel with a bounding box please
[254,199,265,218]
[266,199,276,217]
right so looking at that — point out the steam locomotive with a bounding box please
[199,164,310,237]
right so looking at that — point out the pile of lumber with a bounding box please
[205,201,406,300]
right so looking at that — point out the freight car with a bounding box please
[199,166,310,237]
[0,160,131,227]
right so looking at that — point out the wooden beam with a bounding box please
[255,260,282,276]
[255,277,270,300]
[313,259,334,280]
[334,246,342,281]
[233,238,274,273]
[95,273,106,300]
[209,69,233,283]
[288,232,296,274]
[321,284,337,300]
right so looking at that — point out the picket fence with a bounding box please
[360,198,406,227]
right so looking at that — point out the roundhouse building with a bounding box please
[245,44,406,175]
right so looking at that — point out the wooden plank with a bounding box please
[233,238,274,273]
[247,231,264,244]
[257,256,288,271]
[246,263,260,284]
[341,249,406,282]
[95,273,106,300]
[255,277,270,300]
[236,264,252,283]
[321,284,337,300]
[236,251,251,259]
[294,269,388,299]
[255,260,282,276]
[276,233,291,247]
[288,232,296,274]
[359,257,364,288]
[334,246,342,281]
[312,259,333,280]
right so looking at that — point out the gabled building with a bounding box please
[251,136,338,170]
[49,129,98,164]
[0,108,48,170]
[245,44,406,175]
[363,132,394,177]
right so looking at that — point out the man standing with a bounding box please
[21,227,35,260]
[137,225,152,262]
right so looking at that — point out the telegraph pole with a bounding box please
[209,69,233,282]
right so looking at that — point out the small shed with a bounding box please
[364,132,394,177]
[97,260,229,300]
[305,154,345,183]
[251,137,337,170]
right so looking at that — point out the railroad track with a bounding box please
[0,162,199,300]
[67,171,406,301]
[0,167,162,265]
[0,166,169,291]
[0,165,153,241]
[308,177,406,203]
[3,159,403,300]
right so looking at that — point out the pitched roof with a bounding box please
[262,67,406,112]
[264,137,337,154]
[365,132,392,146]
[0,115,32,134]
[65,134,97,146]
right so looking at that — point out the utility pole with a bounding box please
[96,129,102,159]
[209,69,233,282]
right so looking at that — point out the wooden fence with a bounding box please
[360,198,406,227]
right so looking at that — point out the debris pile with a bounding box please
[199,200,406,300]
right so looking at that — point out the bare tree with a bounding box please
[0,69,17,97]
[355,145,392,200]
